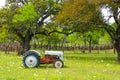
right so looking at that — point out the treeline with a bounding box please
[0,42,113,54]
[38,44,113,50]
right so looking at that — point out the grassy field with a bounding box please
[0,50,120,80]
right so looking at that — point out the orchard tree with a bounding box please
[82,31,101,53]
[56,0,120,61]
[0,0,62,54]
[56,0,100,52]
[56,0,98,33]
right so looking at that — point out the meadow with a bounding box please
[0,50,120,80]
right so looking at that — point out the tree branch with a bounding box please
[13,28,25,41]
[98,24,116,39]
[112,7,119,26]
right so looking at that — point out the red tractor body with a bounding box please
[40,55,57,64]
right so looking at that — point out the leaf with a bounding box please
[13,3,38,22]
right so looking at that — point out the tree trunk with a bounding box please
[21,39,31,51]
[61,35,67,52]
[117,51,120,61]
[113,33,120,62]
[47,40,50,50]
[18,33,33,55]
[82,38,87,53]
[115,47,120,62]
[88,36,92,53]
[114,38,120,61]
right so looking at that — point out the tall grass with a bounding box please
[0,51,120,80]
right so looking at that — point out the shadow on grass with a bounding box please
[39,64,68,69]
[23,64,68,69]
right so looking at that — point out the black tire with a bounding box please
[23,50,40,68]
[53,60,64,68]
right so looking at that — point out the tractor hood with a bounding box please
[45,50,64,60]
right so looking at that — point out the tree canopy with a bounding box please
[55,0,120,61]
[0,0,63,54]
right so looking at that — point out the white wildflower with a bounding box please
[34,73,38,77]
[106,63,110,67]
[93,76,96,78]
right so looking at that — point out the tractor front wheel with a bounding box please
[23,51,40,68]
[54,60,64,68]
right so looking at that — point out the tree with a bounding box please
[56,0,97,33]
[0,0,62,54]
[56,0,100,53]
[96,0,120,61]
[55,0,120,61]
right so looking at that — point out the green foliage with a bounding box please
[36,33,63,44]
[0,28,8,42]
[49,33,63,43]
[66,32,84,44]
[56,0,98,33]
[99,32,111,45]
[13,3,38,23]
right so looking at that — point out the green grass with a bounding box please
[0,50,120,80]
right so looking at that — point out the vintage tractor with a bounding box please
[23,50,64,68]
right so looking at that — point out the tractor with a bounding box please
[23,50,64,68]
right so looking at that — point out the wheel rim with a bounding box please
[54,61,63,68]
[25,56,38,67]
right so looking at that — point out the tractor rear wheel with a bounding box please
[54,60,64,68]
[23,50,40,68]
